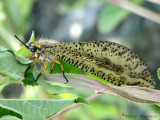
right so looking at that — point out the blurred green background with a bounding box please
[0,0,160,120]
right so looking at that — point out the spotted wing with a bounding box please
[39,40,156,88]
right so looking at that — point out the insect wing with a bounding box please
[37,41,156,88]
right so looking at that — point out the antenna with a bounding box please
[14,35,28,48]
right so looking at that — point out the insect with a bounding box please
[15,35,156,88]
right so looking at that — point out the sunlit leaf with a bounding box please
[0,50,29,82]
[98,2,130,34]
[0,99,76,120]
[98,0,143,34]
[157,68,160,80]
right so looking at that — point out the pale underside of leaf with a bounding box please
[42,73,160,106]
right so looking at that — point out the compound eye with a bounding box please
[30,46,37,52]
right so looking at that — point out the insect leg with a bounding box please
[34,60,48,82]
[51,60,69,83]
[50,62,55,74]
[24,58,39,75]
[25,55,35,59]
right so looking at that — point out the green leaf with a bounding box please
[33,67,77,96]
[0,46,9,51]
[98,2,130,34]
[98,1,143,34]
[16,31,35,57]
[0,47,32,85]
[38,78,77,96]
[15,54,33,64]
[23,67,37,86]
[2,0,34,34]
[0,51,26,81]
[157,68,160,80]
[74,97,89,105]
[0,106,22,119]
[0,99,76,120]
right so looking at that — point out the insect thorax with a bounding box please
[33,40,56,62]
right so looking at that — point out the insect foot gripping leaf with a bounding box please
[15,34,156,88]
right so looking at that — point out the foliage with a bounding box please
[0,0,160,120]
[98,0,144,33]
[157,68,160,80]
[0,99,78,120]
